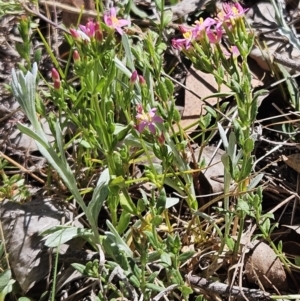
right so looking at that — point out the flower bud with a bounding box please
[53,80,61,90]
[51,68,61,90]
[70,28,80,40]
[130,70,138,84]
[138,75,146,85]
[72,50,80,63]
[51,68,60,81]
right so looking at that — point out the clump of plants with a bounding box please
[2,1,299,300]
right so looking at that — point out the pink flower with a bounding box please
[79,21,102,40]
[223,2,247,18]
[223,45,240,58]
[206,26,223,44]
[172,26,195,50]
[70,28,90,42]
[73,50,80,62]
[130,70,138,84]
[135,104,163,134]
[51,68,61,90]
[51,68,60,81]
[218,2,247,25]
[138,75,146,85]
[104,7,129,35]
[231,45,240,57]
[194,17,216,32]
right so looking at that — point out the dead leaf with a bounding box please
[282,224,300,234]
[282,153,300,173]
[181,66,263,132]
[0,199,83,293]
[181,67,230,132]
[192,145,225,194]
[245,240,287,290]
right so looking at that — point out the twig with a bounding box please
[186,273,271,301]
[152,284,178,301]
[0,151,45,184]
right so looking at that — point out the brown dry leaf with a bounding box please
[181,67,263,132]
[0,199,83,293]
[282,154,300,173]
[197,145,225,194]
[282,224,300,234]
[181,67,230,132]
[245,240,287,290]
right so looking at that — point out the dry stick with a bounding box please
[186,273,271,301]
[273,52,300,72]
[0,151,45,184]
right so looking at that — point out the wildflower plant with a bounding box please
[10,4,200,299]
[173,2,267,254]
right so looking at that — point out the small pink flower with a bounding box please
[130,70,138,84]
[70,28,90,42]
[135,104,163,134]
[79,21,102,40]
[218,2,247,25]
[194,17,216,32]
[53,80,60,90]
[104,7,129,35]
[172,26,195,50]
[157,133,165,144]
[138,75,146,85]
[73,50,80,62]
[206,26,223,44]
[223,45,240,58]
[51,68,60,81]
[231,45,240,57]
[223,2,247,18]
[51,68,61,90]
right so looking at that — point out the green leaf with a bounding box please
[154,0,162,11]
[226,236,235,251]
[202,92,235,103]
[294,256,300,266]
[106,220,133,258]
[237,199,250,214]
[116,210,131,234]
[180,285,193,296]
[160,252,172,266]
[164,78,174,96]
[247,173,264,190]
[122,34,135,71]
[204,106,217,118]
[147,271,160,283]
[178,251,195,263]
[43,227,93,247]
[157,81,168,102]
[88,168,109,224]
[260,218,270,234]
[71,263,86,275]
[151,215,163,226]
[145,283,164,292]
[244,138,254,155]
[130,1,148,18]
[18,298,31,301]
[0,270,15,301]
[120,192,138,215]
[156,189,166,214]
[162,10,173,27]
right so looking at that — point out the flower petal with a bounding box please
[148,123,156,134]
